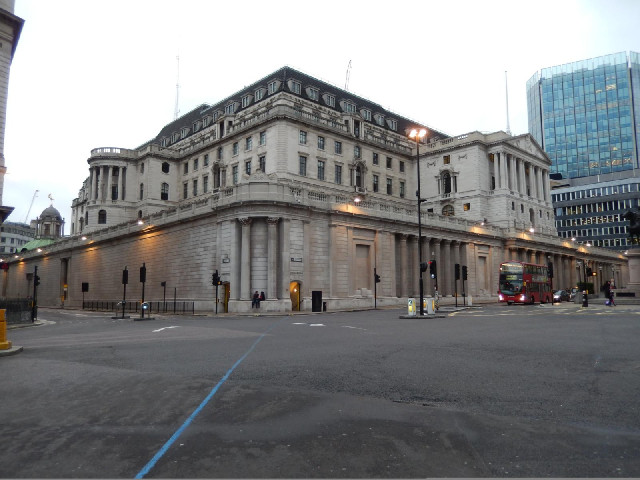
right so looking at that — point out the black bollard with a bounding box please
[582,290,588,307]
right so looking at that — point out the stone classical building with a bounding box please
[0,66,627,311]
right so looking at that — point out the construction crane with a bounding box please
[24,189,38,223]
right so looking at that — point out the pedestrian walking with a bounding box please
[252,291,260,308]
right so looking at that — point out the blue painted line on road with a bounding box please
[135,322,278,479]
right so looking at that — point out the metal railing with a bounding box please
[82,300,195,315]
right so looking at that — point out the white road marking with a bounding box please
[153,326,180,333]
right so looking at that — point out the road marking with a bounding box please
[135,320,278,478]
[152,326,180,333]
[342,326,367,330]
[309,324,325,327]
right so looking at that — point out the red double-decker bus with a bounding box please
[498,261,553,305]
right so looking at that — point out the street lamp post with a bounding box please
[409,127,427,316]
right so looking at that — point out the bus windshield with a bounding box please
[499,273,523,295]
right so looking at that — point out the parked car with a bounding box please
[553,289,570,302]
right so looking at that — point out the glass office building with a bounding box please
[527,52,639,179]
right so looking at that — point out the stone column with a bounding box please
[441,239,451,296]
[399,234,408,298]
[106,166,113,202]
[509,155,517,191]
[500,152,508,189]
[536,167,543,201]
[280,218,291,303]
[267,217,279,300]
[432,239,441,296]
[88,167,94,201]
[239,217,252,300]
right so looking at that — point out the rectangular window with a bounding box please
[232,165,238,185]
[259,155,266,172]
[225,103,235,115]
[335,165,342,184]
[464,203,471,211]
[204,154,209,166]
[259,131,266,145]
[233,142,239,156]
[299,130,307,145]
[246,136,252,151]
[183,162,188,175]
[193,158,199,170]
[217,146,223,160]
[203,175,209,193]
[373,175,379,192]
[373,152,379,165]
[399,161,405,173]
[335,141,342,154]
[318,160,325,180]
[193,179,198,196]
[268,81,278,94]
[318,135,325,150]
[362,109,371,121]
[386,157,392,169]
[354,146,361,158]
[386,178,392,195]
[183,182,188,199]
[245,161,251,175]
[308,87,319,101]
[255,89,264,101]
[400,181,405,198]
[291,80,301,94]
[444,155,450,164]
[299,156,307,176]
[326,94,335,107]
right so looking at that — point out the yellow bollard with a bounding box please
[0,309,12,350]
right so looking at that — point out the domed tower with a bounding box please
[35,204,64,239]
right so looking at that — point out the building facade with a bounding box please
[0,0,23,222]
[1,67,627,311]
[0,221,34,257]
[527,52,640,250]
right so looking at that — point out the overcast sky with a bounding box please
[3,0,640,232]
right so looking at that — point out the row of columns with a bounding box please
[397,235,471,298]
[88,165,127,203]
[491,151,551,203]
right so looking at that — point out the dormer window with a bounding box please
[202,115,212,128]
[225,103,236,115]
[171,132,180,143]
[180,127,189,139]
[289,79,302,94]
[268,80,280,94]
[323,93,336,108]
[255,87,266,101]
[193,120,202,132]
[386,119,398,131]
[241,94,252,108]
[374,113,385,126]
[360,109,372,121]
[340,100,356,113]
[161,137,169,147]
[306,86,319,101]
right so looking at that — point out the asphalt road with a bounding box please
[2,303,640,478]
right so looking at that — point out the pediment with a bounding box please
[506,135,549,163]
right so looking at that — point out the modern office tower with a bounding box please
[527,52,639,178]
[527,52,640,250]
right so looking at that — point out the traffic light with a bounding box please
[429,260,437,279]
[547,262,554,279]
[34,275,40,286]
[140,263,147,283]
[454,263,460,280]
[375,273,381,283]
[420,262,428,272]
[122,268,129,285]
[586,267,592,277]
[462,265,468,281]
[212,270,221,285]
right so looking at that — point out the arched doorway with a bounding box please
[289,281,301,311]
[222,282,230,313]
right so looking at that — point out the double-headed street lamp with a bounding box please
[409,127,427,315]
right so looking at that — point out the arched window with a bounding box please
[529,208,535,225]
[161,182,169,200]
[442,205,454,216]
[355,165,362,188]
[442,171,452,194]
[98,210,107,224]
